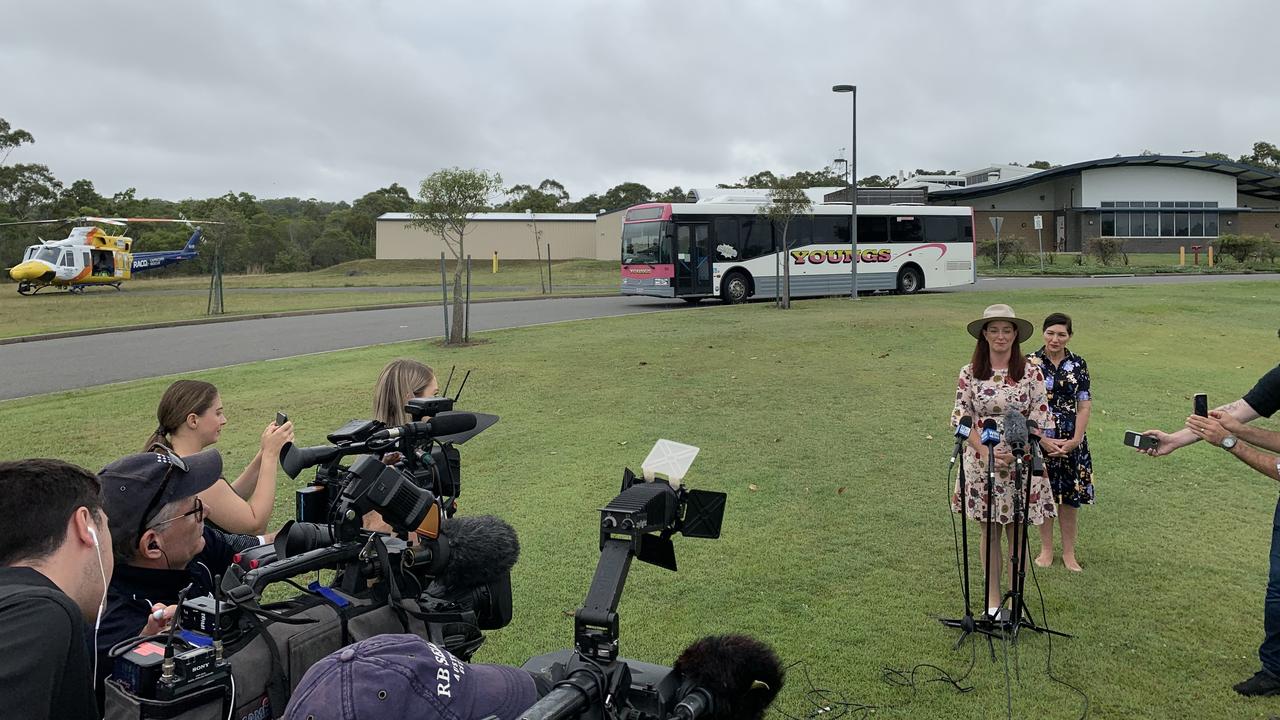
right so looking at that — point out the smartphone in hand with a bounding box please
[1123,430,1159,451]
[276,411,289,426]
[1193,394,1208,417]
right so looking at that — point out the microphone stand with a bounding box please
[940,436,1000,660]
[1004,434,1072,641]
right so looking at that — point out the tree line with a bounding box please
[3,116,1277,276]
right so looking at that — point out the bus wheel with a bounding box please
[720,272,750,304]
[897,267,923,294]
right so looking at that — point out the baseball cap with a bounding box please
[99,448,222,539]
[284,634,539,720]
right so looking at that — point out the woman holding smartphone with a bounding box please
[145,380,294,535]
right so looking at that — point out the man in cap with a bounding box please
[95,448,264,691]
[0,459,113,720]
[284,634,541,720]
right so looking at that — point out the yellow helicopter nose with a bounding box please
[8,260,50,282]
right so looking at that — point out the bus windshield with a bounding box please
[622,221,673,264]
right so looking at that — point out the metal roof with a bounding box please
[929,155,1280,202]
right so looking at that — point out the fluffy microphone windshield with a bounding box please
[1002,407,1028,448]
[437,514,520,589]
[673,635,785,720]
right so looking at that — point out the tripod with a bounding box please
[997,442,1072,641]
[940,431,1003,658]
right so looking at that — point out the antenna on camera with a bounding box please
[441,365,457,396]
[452,369,471,402]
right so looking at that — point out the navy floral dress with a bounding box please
[1029,348,1095,507]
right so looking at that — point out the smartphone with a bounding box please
[1193,393,1208,417]
[1123,430,1159,451]
[276,411,289,426]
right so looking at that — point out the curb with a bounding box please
[0,292,618,346]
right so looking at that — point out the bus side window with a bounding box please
[857,216,889,245]
[891,217,924,244]
[922,216,961,244]
[713,217,740,259]
[813,216,850,244]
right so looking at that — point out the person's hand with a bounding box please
[1140,429,1177,457]
[261,421,295,455]
[1039,437,1063,457]
[994,447,1014,470]
[142,603,177,636]
[381,451,404,466]
[1185,414,1229,445]
[1209,409,1244,434]
[1053,438,1080,456]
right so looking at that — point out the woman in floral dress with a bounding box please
[951,304,1057,616]
[1029,312,1094,572]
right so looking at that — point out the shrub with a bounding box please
[1215,234,1265,263]
[1088,237,1124,266]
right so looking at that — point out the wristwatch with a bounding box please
[1221,435,1238,450]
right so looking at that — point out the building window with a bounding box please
[1098,201,1220,238]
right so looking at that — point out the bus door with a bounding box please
[674,223,712,296]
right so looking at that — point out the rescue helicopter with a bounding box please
[3,216,217,295]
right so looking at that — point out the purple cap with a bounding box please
[284,634,539,720]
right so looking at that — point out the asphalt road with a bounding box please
[1,273,1274,401]
[0,296,694,401]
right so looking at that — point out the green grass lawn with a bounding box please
[2,280,1279,718]
[0,259,620,339]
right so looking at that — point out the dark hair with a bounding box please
[0,459,103,565]
[1042,312,1073,335]
[114,498,184,566]
[146,379,219,450]
[969,326,1026,382]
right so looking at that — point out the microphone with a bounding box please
[1003,408,1028,458]
[1025,419,1047,475]
[979,418,1000,447]
[670,635,785,720]
[425,514,521,591]
[950,416,973,466]
[370,411,477,442]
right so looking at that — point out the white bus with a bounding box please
[620,201,975,303]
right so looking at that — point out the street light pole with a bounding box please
[833,84,857,299]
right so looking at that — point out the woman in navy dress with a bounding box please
[1030,312,1094,572]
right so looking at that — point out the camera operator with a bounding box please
[366,358,439,532]
[94,448,264,692]
[0,459,112,720]
[283,634,540,720]
[1142,361,1280,696]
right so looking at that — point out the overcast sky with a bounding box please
[3,1,1277,204]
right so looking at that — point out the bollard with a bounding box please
[1208,245,1214,268]
[492,250,498,274]
[1179,246,1185,266]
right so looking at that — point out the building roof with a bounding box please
[377,212,598,222]
[930,155,1280,202]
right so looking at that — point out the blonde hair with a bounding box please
[373,359,435,427]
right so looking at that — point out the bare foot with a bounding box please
[1063,557,1083,572]
[1034,553,1053,568]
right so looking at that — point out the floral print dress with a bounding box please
[951,363,1057,525]
[1029,349,1095,507]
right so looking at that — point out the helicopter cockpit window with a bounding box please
[59,250,74,267]
[33,246,60,264]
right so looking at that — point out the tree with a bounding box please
[1239,141,1280,172]
[858,174,895,187]
[410,168,504,344]
[757,176,812,310]
[1027,160,1053,170]
[498,179,569,213]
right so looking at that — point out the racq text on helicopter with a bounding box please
[3,216,216,295]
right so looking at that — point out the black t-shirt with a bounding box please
[0,567,99,720]
[1244,364,1280,419]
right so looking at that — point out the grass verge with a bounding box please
[1,279,1278,718]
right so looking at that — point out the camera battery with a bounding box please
[113,640,167,697]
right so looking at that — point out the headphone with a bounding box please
[88,526,99,548]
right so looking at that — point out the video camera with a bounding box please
[517,440,735,720]
[106,387,516,720]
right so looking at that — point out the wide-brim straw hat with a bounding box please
[967,303,1034,343]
